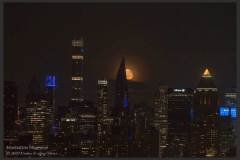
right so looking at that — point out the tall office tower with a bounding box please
[75,102,97,157]
[218,106,236,157]
[97,79,109,117]
[128,103,150,157]
[112,57,130,157]
[25,77,49,145]
[45,75,56,133]
[152,85,168,157]
[218,91,237,157]
[114,57,129,116]
[60,100,97,157]
[96,79,114,157]
[191,68,219,157]
[70,38,85,105]
[167,88,193,157]
[96,117,114,157]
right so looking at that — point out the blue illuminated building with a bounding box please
[112,57,130,157]
[219,104,237,119]
[114,57,129,112]
[219,106,229,117]
[230,107,237,118]
[45,75,56,88]
[123,96,128,108]
[218,103,237,156]
[223,92,237,119]
[45,75,57,135]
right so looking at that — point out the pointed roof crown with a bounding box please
[117,57,126,79]
[202,68,212,78]
[197,68,217,90]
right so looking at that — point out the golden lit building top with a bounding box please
[196,68,217,92]
[202,68,212,78]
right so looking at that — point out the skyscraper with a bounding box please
[60,100,97,157]
[25,77,50,145]
[70,38,85,105]
[167,88,193,157]
[45,75,57,133]
[114,57,129,115]
[58,38,98,157]
[191,68,219,157]
[112,57,130,157]
[218,91,237,157]
[96,79,114,157]
[152,85,168,157]
[97,79,109,117]
[129,102,152,157]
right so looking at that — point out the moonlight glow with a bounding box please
[126,68,134,80]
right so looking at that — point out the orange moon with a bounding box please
[126,68,134,80]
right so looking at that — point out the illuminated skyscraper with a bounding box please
[45,75,57,132]
[25,77,49,145]
[60,38,97,157]
[152,85,168,157]
[70,38,85,105]
[97,79,109,117]
[114,57,129,115]
[218,91,237,157]
[96,79,114,157]
[191,68,219,157]
[112,57,130,157]
[60,100,97,157]
[167,88,193,157]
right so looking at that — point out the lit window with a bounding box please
[98,80,108,85]
[71,98,83,101]
[219,107,229,117]
[230,107,237,118]
[72,76,83,81]
[72,39,83,47]
[45,75,56,87]
[72,55,84,60]
[73,87,81,90]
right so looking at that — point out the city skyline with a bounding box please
[3,3,237,157]
[4,3,236,105]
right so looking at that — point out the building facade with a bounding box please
[112,57,130,157]
[152,85,168,157]
[25,77,50,145]
[70,38,85,105]
[167,88,193,157]
[191,69,219,157]
[96,79,114,157]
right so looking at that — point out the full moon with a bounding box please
[126,68,134,80]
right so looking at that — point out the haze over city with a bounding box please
[4,3,237,158]
[5,3,236,105]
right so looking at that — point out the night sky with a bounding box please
[4,3,236,105]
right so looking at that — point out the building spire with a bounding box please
[115,57,129,110]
